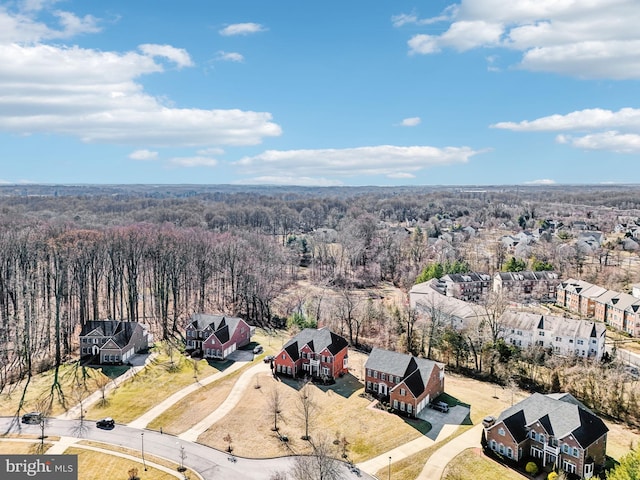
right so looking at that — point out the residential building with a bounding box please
[364,348,445,417]
[440,272,492,302]
[499,312,606,359]
[274,327,349,380]
[484,392,608,479]
[409,279,483,330]
[493,271,561,302]
[556,279,607,317]
[80,320,150,364]
[185,314,254,360]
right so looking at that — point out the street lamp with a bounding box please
[388,456,391,480]
[141,432,147,471]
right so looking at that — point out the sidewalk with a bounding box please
[416,423,483,480]
[127,358,251,429]
[57,352,158,421]
[178,361,270,442]
[356,423,459,476]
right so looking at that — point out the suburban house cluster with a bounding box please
[410,275,608,360]
[558,278,640,336]
[484,392,608,479]
[273,327,446,419]
[79,320,150,365]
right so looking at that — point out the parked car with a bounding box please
[96,417,115,429]
[263,355,275,363]
[21,412,42,424]
[429,401,449,413]
[253,345,264,354]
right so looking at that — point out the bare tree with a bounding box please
[268,384,284,432]
[297,381,316,441]
[289,433,342,480]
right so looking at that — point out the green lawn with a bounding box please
[443,448,526,480]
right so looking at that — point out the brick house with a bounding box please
[80,320,150,365]
[274,327,349,380]
[484,393,608,479]
[185,314,254,360]
[364,348,445,418]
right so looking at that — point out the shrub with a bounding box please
[526,461,539,476]
[548,472,558,480]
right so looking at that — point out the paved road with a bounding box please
[1,418,373,480]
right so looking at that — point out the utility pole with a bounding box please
[141,432,147,471]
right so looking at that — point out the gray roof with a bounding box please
[282,327,348,361]
[80,320,143,349]
[500,311,605,339]
[496,392,607,447]
[495,271,559,282]
[365,348,442,397]
[188,313,243,343]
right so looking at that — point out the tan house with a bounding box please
[493,271,561,302]
[484,393,607,479]
[80,320,150,364]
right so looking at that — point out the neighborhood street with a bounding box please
[0,417,372,480]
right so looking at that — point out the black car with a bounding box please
[96,417,115,429]
[21,412,42,424]
[429,401,450,413]
[263,355,275,363]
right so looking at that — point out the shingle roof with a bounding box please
[365,348,442,397]
[80,320,141,349]
[281,328,348,360]
[188,314,243,344]
[496,392,608,448]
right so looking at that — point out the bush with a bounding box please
[548,472,558,480]
[526,461,539,476]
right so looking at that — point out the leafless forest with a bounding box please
[2,184,640,423]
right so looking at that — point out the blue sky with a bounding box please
[1,0,639,186]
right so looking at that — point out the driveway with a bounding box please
[227,349,255,362]
[417,404,471,440]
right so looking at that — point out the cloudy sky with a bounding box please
[1,0,639,186]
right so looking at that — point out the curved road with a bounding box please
[1,417,372,480]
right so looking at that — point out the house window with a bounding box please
[322,367,330,376]
[281,354,286,359]
[407,404,413,413]
[529,431,536,440]
[539,434,545,444]
[302,352,307,359]
[539,331,544,336]
[393,399,398,409]
[373,371,378,379]
[366,381,371,390]
[499,444,505,454]
[577,339,584,345]
[396,376,401,383]
[400,388,406,396]
[555,337,561,342]
[381,373,386,381]
[490,440,497,451]
[498,428,505,436]
[507,447,513,459]
[400,402,405,411]
[562,444,569,454]
[562,460,576,474]
[572,447,579,457]
[367,369,372,377]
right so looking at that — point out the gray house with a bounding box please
[80,320,151,364]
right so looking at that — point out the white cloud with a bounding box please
[219,23,266,36]
[387,172,416,179]
[235,176,344,187]
[216,51,244,62]
[0,38,281,147]
[494,107,640,155]
[129,149,158,161]
[234,145,480,181]
[197,147,225,156]
[403,0,640,79]
[492,108,640,132]
[400,117,421,127]
[138,44,193,68]
[391,8,456,28]
[0,4,99,43]
[525,178,556,185]
[169,156,219,167]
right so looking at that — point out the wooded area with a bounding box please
[1,184,640,425]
